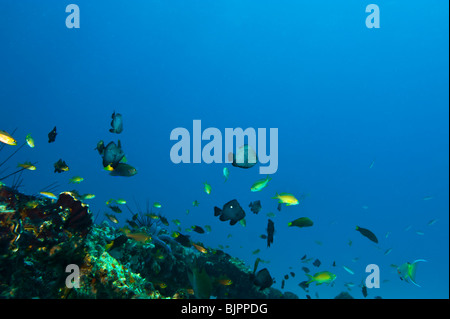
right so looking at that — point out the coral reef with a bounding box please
[0,186,298,299]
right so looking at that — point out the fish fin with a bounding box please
[409,260,427,286]
[214,207,222,217]
[229,220,238,226]
[408,278,421,287]
[271,193,279,199]
[412,259,427,264]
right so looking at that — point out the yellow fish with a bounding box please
[153,202,162,208]
[156,282,167,289]
[105,213,119,224]
[69,176,84,184]
[25,134,35,148]
[103,164,114,171]
[0,130,17,145]
[204,182,211,195]
[192,243,207,254]
[272,192,299,206]
[25,201,39,209]
[216,277,233,286]
[126,232,152,243]
[39,191,58,200]
[306,271,337,285]
[106,198,126,205]
[81,194,95,200]
[18,162,36,171]
[251,175,271,192]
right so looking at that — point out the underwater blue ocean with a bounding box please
[0,0,448,299]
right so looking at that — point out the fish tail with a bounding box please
[271,192,279,199]
[305,274,314,285]
[409,260,427,287]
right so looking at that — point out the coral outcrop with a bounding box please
[0,186,298,299]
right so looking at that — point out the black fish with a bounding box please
[277,203,282,212]
[95,140,105,155]
[306,294,312,299]
[356,226,379,243]
[302,267,310,273]
[109,111,123,134]
[267,219,275,247]
[54,159,69,173]
[332,261,336,267]
[253,268,273,290]
[249,200,262,214]
[126,219,138,228]
[362,285,368,298]
[281,279,285,289]
[48,126,57,143]
[214,199,246,226]
[108,205,122,214]
[192,226,205,234]
[107,234,128,251]
[109,163,137,177]
[284,274,289,280]
[313,259,321,267]
[228,144,258,169]
[102,140,125,169]
[174,232,191,247]
[159,215,169,226]
[298,281,309,291]
[253,257,261,275]
[290,272,296,278]
[260,234,267,239]
[301,254,307,261]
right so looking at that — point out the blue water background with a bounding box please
[1,0,448,298]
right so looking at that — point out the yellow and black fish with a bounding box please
[54,159,69,173]
[192,226,205,234]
